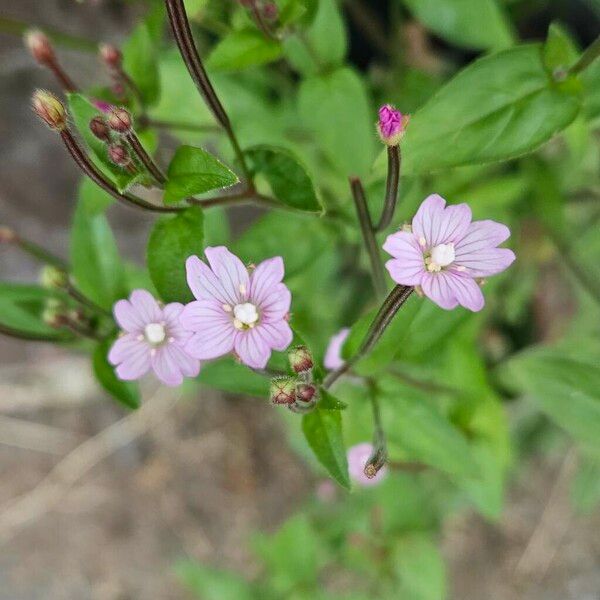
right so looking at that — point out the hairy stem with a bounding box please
[374,145,400,233]
[126,132,167,185]
[349,177,387,298]
[323,285,413,389]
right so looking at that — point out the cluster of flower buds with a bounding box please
[377,104,409,146]
[88,107,136,171]
[270,345,318,412]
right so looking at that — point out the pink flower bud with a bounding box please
[99,43,122,68]
[288,345,314,374]
[25,30,55,65]
[31,90,67,132]
[107,142,132,167]
[377,104,408,146]
[270,376,297,405]
[107,107,132,133]
[89,116,111,142]
[262,2,278,20]
[296,383,316,403]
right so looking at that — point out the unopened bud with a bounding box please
[377,104,409,146]
[270,376,297,405]
[107,107,132,133]
[288,345,314,374]
[32,90,67,131]
[25,30,55,65]
[99,43,122,68]
[89,116,111,142]
[107,142,132,167]
[42,299,67,329]
[0,226,16,243]
[40,265,68,290]
[296,383,317,404]
[262,2,278,20]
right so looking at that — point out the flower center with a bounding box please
[233,302,259,330]
[427,243,455,272]
[144,322,166,345]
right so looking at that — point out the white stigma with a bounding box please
[144,322,166,345]
[429,243,455,271]
[233,302,259,328]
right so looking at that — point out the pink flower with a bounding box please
[180,246,293,369]
[324,328,350,370]
[348,443,388,487]
[92,99,113,113]
[383,194,515,312]
[108,290,201,386]
[377,104,409,146]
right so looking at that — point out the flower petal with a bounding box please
[234,328,272,369]
[249,256,284,305]
[383,231,426,285]
[186,255,232,305]
[204,246,250,305]
[113,299,145,333]
[448,273,485,312]
[259,283,292,322]
[420,271,460,310]
[455,219,511,253]
[112,339,152,381]
[129,290,162,324]
[151,344,200,386]
[162,302,191,343]
[412,194,471,247]
[257,320,293,352]
[108,333,145,364]
[324,328,350,371]
[181,300,235,360]
[454,247,516,277]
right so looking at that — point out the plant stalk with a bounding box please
[364,380,387,479]
[374,145,400,233]
[126,132,167,185]
[569,35,600,75]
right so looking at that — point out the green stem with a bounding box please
[323,285,414,389]
[374,145,401,233]
[0,322,73,343]
[126,132,167,185]
[349,177,387,298]
[14,237,68,270]
[569,35,600,75]
[364,380,387,479]
[65,282,113,319]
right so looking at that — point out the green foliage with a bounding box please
[147,207,204,303]
[207,29,282,71]
[245,145,322,212]
[92,339,141,409]
[403,0,514,51]
[198,357,270,397]
[164,145,239,204]
[70,180,125,310]
[176,560,255,600]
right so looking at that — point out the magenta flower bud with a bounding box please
[0,226,16,244]
[31,90,67,132]
[288,345,314,374]
[25,30,55,66]
[89,116,111,142]
[107,142,132,168]
[270,376,297,405]
[262,2,278,20]
[92,99,113,114]
[296,383,316,403]
[377,104,408,146]
[99,43,122,68]
[107,107,132,133]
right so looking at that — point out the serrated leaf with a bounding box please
[302,406,350,488]
[246,145,321,212]
[92,339,140,409]
[164,145,238,204]
[147,206,204,303]
[207,29,282,72]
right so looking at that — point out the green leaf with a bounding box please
[403,0,513,51]
[298,67,376,178]
[543,22,579,73]
[164,145,238,204]
[92,339,140,409]
[403,44,582,175]
[147,207,204,303]
[122,5,163,106]
[175,560,254,600]
[67,93,140,193]
[70,179,125,310]
[571,453,600,514]
[198,357,270,397]
[245,145,322,212]
[207,29,282,72]
[499,349,600,450]
[319,388,347,410]
[302,406,350,488]
[0,283,71,340]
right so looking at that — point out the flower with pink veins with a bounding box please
[348,443,388,487]
[180,246,293,369]
[108,290,200,386]
[324,327,350,370]
[383,194,515,311]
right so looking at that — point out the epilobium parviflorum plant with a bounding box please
[3,0,600,596]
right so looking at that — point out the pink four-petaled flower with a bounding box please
[108,290,201,386]
[180,246,293,369]
[383,194,515,311]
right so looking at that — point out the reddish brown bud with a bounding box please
[99,43,122,68]
[107,107,132,133]
[32,90,67,131]
[25,30,55,65]
[107,142,132,167]
[296,383,317,403]
[270,376,297,405]
[0,226,16,243]
[262,2,278,20]
[89,116,111,142]
[288,345,314,374]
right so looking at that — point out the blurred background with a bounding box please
[1,0,600,598]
